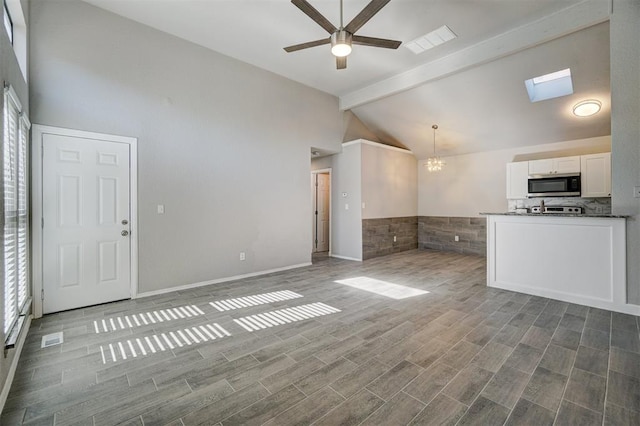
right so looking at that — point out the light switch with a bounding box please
[345,203,349,210]
[362,202,366,209]
[157,204,165,214]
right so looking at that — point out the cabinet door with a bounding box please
[528,159,554,175]
[554,156,581,174]
[507,162,529,199]
[581,153,611,197]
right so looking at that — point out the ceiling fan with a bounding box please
[284,0,402,70]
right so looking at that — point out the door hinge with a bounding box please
[41,217,44,228]
[315,210,318,215]
[41,289,44,300]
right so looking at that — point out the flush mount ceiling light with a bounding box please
[573,99,602,117]
[425,124,445,172]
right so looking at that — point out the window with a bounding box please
[3,85,29,336]
[3,1,12,44]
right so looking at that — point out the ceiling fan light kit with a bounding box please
[285,0,401,69]
[331,30,352,57]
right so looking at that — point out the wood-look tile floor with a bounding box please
[3,249,640,425]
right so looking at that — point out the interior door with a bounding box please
[42,133,131,313]
[316,173,330,252]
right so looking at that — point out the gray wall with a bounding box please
[611,0,640,304]
[329,143,362,260]
[1,0,29,405]
[29,0,344,293]
[361,142,417,219]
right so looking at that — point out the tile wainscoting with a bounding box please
[418,216,487,256]
[362,217,418,260]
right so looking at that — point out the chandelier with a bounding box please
[426,124,444,172]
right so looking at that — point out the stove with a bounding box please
[530,206,583,214]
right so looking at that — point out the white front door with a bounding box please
[42,133,132,313]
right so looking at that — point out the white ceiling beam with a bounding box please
[339,0,611,111]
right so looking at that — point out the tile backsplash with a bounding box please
[508,197,611,215]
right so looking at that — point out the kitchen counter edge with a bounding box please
[480,212,628,219]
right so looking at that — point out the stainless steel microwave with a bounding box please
[527,173,581,197]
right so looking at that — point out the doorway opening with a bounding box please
[311,169,331,263]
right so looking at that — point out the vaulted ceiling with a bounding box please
[82,0,612,158]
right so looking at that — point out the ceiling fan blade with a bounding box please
[344,0,391,34]
[291,0,337,34]
[284,38,331,52]
[336,56,347,70]
[352,35,401,49]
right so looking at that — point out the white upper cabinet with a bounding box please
[506,162,529,199]
[581,153,611,198]
[528,156,580,175]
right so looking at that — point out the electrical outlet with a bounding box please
[595,206,603,214]
[393,235,397,242]
[455,235,459,242]
[157,204,165,214]
[239,252,246,261]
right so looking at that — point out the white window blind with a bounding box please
[3,84,29,336]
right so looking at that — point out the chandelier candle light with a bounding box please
[426,124,445,172]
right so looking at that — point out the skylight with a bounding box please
[405,25,457,54]
[3,1,12,44]
[525,68,573,102]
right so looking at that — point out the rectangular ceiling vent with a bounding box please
[525,68,574,102]
[41,332,64,348]
[405,25,457,54]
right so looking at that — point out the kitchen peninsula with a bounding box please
[483,213,639,315]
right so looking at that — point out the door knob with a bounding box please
[121,230,129,237]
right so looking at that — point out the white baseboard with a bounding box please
[0,315,32,413]
[489,281,640,316]
[330,254,363,262]
[136,263,312,298]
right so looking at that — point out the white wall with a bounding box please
[418,136,611,217]
[611,0,640,304]
[361,142,417,219]
[29,0,344,293]
[329,143,362,260]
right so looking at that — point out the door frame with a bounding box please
[311,168,332,256]
[31,125,138,318]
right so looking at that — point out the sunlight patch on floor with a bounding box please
[99,323,231,364]
[210,290,303,311]
[233,302,341,332]
[334,277,430,299]
[93,305,206,333]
